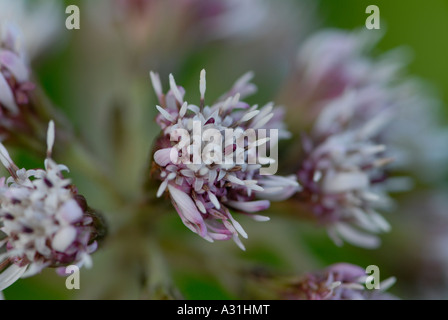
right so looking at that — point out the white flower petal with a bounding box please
[226,200,270,213]
[154,148,173,167]
[0,49,28,82]
[0,264,27,291]
[0,72,18,114]
[57,199,83,224]
[168,184,205,231]
[334,223,380,249]
[322,171,369,193]
[52,226,77,252]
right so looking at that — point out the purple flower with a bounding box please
[284,263,396,300]
[0,23,34,109]
[284,28,448,248]
[0,22,35,136]
[0,122,99,291]
[150,70,298,250]
[296,91,394,248]
[287,28,448,182]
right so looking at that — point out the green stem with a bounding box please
[64,138,127,206]
[141,235,181,300]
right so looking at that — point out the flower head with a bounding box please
[296,91,394,248]
[0,122,99,291]
[284,263,396,300]
[0,0,63,122]
[0,22,35,122]
[150,70,298,250]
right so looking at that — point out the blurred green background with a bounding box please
[2,0,448,299]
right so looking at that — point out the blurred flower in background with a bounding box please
[0,22,35,134]
[279,26,448,254]
[282,263,397,300]
[0,0,74,154]
[244,263,397,300]
[0,0,63,60]
[294,91,394,248]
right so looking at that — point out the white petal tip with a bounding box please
[47,120,55,156]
